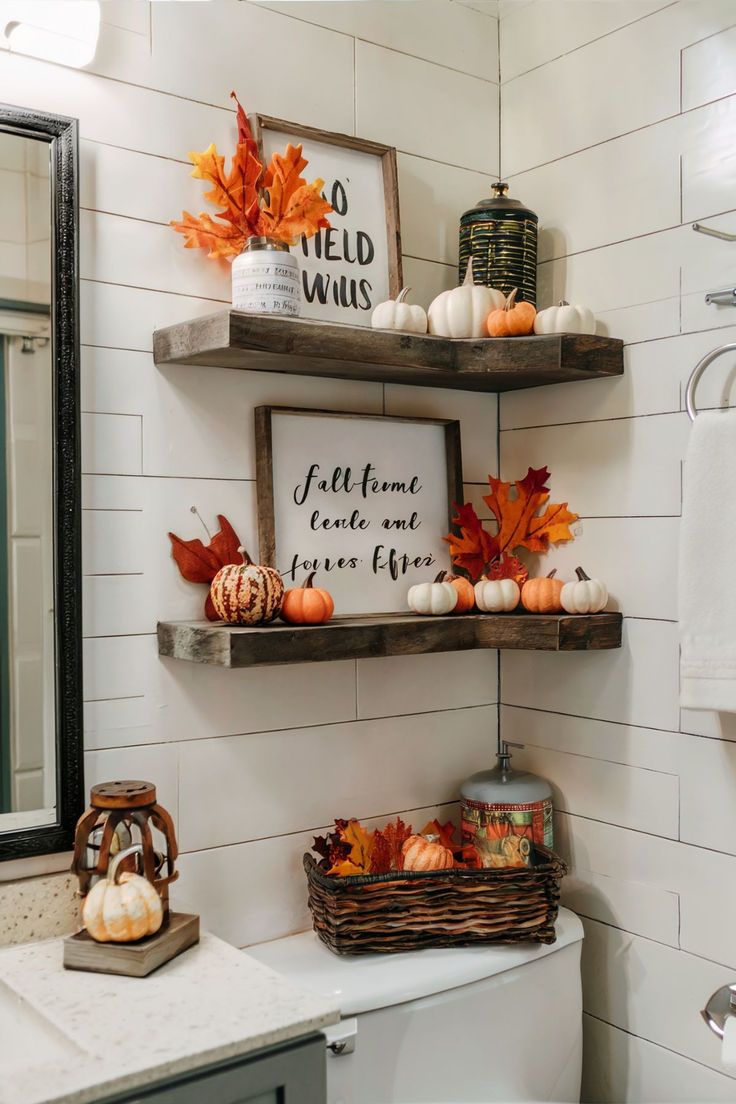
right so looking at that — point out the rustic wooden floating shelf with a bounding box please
[157,612,623,668]
[153,311,623,393]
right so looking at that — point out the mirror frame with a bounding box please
[0,104,83,860]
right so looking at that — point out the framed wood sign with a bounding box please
[255,407,463,616]
[251,115,402,327]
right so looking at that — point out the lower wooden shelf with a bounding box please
[157,611,623,668]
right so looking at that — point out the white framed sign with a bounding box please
[255,407,463,616]
[252,115,402,327]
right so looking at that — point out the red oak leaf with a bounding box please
[169,514,243,621]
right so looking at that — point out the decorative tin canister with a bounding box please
[458,182,538,306]
[231,236,301,316]
[461,741,553,867]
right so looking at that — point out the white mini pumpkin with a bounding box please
[474,577,520,613]
[371,287,427,334]
[408,573,458,616]
[533,300,596,336]
[82,844,163,943]
[428,258,505,339]
[560,566,608,614]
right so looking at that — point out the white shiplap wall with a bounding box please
[0,0,501,944]
[499,2,736,1099]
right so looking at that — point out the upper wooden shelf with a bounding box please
[153,311,623,393]
[157,611,623,669]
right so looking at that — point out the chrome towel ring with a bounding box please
[685,343,736,421]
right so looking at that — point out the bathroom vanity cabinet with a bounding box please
[93,1034,326,1104]
[0,933,337,1104]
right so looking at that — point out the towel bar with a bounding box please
[692,223,736,243]
[685,343,736,421]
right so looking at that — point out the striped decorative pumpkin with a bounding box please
[210,547,284,625]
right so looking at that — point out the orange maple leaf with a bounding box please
[170,209,245,259]
[230,90,260,160]
[420,819,457,853]
[483,466,578,556]
[190,142,263,235]
[258,143,332,245]
[327,818,375,875]
[172,96,331,257]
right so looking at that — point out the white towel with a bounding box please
[680,409,736,711]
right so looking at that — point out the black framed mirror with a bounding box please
[0,104,83,860]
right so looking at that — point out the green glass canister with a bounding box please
[458,182,539,306]
[460,741,553,868]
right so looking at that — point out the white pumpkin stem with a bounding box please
[396,287,411,304]
[434,570,448,583]
[505,288,518,311]
[575,566,591,581]
[107,843,143,885]
[237,545,252,566]
[462,256,475,287]
[558,300,570,307]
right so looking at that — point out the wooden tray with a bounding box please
[63,912,200,977]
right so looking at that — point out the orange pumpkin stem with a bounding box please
[504,288,518,311]
[302,571,317,589]
[434,570,447,583]
[546,569,557,579]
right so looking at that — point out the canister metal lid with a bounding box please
[244,235,290,252]
[461,182,538,222]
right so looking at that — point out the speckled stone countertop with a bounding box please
[0,932,339,1104]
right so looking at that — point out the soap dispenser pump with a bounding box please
[460,741,554,855]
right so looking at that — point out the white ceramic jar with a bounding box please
[231,236,301,316]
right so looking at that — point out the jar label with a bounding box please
[232,253,301,315]
[461,796,553,865]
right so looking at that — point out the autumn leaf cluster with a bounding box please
[313,817,479,876]
[444,465,578,583]
[171,92,332,259]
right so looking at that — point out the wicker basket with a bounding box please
[303,846,566,956]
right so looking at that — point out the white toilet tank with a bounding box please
[249,907,584,1104]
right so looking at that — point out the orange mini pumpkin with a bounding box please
[281,572,334,625]
[486,288,537,338]
[521,569,564,613]
[442,571,475,613]
[401,834,454,871]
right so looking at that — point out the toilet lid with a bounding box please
[246,906,583,1017]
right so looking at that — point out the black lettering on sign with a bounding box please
[381,513,420,531]
[356,231,374,266]
[331,180,348,216]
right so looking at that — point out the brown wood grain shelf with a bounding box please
[157,612,623,668]
[153,311,623,393]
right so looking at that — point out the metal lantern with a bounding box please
[459,182,539,306]
[71,780,179,913]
